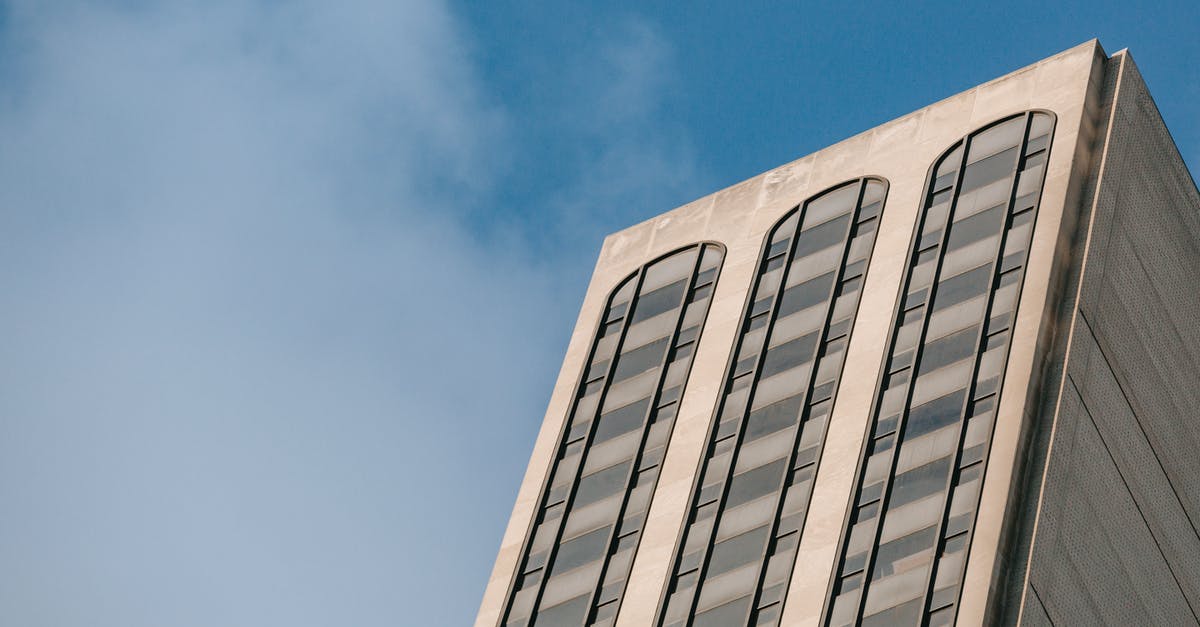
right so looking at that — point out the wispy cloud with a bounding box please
[549,18,704,248]
[0,1,551,625]
[0,2,695,626]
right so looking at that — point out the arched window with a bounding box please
[503,243,725,627]
[657,178,888,627]
[823,111,1055,627]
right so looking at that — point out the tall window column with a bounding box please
[502,244,725,627]
[657,178,888,627]
[822,111,1055,627]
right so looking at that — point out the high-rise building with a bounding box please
[477,40,1200,627]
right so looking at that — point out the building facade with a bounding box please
[478,41,1200,626]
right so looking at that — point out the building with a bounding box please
[476,40,1200,626]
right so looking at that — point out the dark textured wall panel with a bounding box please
[1030,378,1197,624]
[1016,52,1200,625]
[1076,321,1200,608]
[1019,587,1054,627]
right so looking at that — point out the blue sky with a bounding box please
[0,1,1195,626]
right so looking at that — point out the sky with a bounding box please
[0,1,1195,626]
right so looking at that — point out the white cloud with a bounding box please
[546,18,704,248]
[0,2,558,626]
[0,3,698,626]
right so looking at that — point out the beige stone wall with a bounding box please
[476,40,1105,627]
[954,45,1108,627]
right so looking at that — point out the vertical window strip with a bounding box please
[502,244,725,627]
[825,136,972,627]
[745,180,885,624]
[820,155,958,626]
[821,112,1053,627]
[895,118,1031,627]
[585,246,723,626]
[921,112,1054,627]
[656,178,887,627]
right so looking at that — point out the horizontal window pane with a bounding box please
[777,273,835,318]
[575,461,632,508]
[631,279,687,323]
[889,456,952,509]
[726,458,788,509]
[592,398,651,444]
[804,183,860,229]
[946,205,1005,251]
[536,594,590,626]
[932,265,992,312]
[862,595,923,627]
[795,214,851,257]
[919,326,979,375]
[959,146,1019,193]
[694,595,752,627]
[622,310,678,350]
[707,525,770,578]
[968,117,1025,161]
[612,337,670,382]
[905,390,966,440]
[750,363,812,410]
[561,493,620,539]
[581,430,640,475]
[873,525,937,579]
[554,526,612,574]
[733,427,794,474]
[715,496,777,545]
[760,331,819,379]
[643,250,698,292]
[744,395,803,442]
[602,369,657,413]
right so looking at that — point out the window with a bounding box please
[823,112,1054,627]
[502,243,724,627]
[657,178,888,627]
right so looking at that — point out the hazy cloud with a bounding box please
[550,18,702,249]
[0,1,553,626]
[0,2,695,626]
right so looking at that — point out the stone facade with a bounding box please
[477,41,1200,626]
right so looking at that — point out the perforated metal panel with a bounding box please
[1016,53,1200,626]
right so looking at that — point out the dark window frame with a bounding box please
[500,242,726,627]
[820,111,1056,627]
[655,177,890,627]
